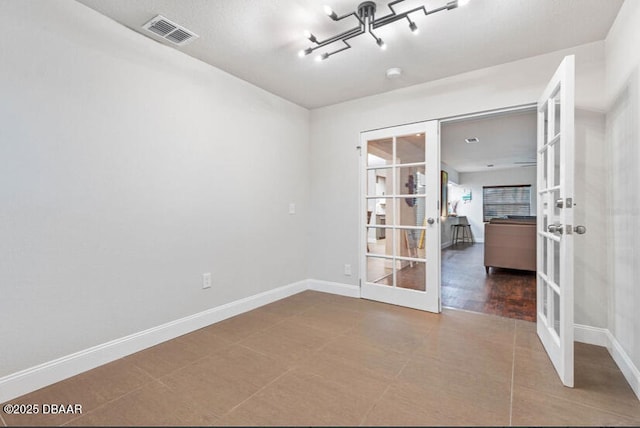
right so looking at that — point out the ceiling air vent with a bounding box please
[465,137,480,144]
[142,15,199,46]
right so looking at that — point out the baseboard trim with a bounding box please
[308,279,361,298]
[607,330,640,401]
[574,324,609,347]
[574,324,640,401]
[0,279,308,404]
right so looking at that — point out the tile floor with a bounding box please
[2,291,639,426]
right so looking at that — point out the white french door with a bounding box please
[360,121,440,312]
[536,55,578,387]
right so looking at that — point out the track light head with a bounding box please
[298,48,313,58]
[409,21,419,34]
[377,38,386,50]
[303,30,318,43]
[315,52,330,62]
[324,5,338,20]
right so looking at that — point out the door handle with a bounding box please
[427,217,435,225]
[548,224,563,234]
[574,225,587,235]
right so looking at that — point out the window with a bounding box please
[483,185,531,222]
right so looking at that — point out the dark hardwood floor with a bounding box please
[442,243,536,321]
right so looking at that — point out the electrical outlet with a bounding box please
[344,264,352,276]
[289,203,296,215]
[202,272,212,289]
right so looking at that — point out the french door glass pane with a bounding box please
[542,238,548,275]
[554,140,561,187]
[397,165,426,195]
[368,138,393,166]
[366,228,393,257]
[552,87,562,137]
[553,291,561,336]
[396,134,425,164]
[554,240,561,287]
[366,198,392,226]
[367,168,392,196]
[397,196,425,227]
[396,260,426,292]
[400,228,426,260]
[366,256,393,285]
[543,283,549,319]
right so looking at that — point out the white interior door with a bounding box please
[360,121,440,312]
[536,55,576,387]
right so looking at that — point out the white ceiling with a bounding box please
[75,0,623,109]
[441,109,537,173]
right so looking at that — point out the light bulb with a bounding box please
[298,48,312,58]
[303,30,312,39]
[458,0,470,6]
[324,5,338,20]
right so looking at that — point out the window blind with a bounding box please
[483,185,531,222]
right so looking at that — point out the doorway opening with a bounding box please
[439,106,538,321]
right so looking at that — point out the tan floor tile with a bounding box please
[514,318,546,352]
[512,385,640,426]
[203,308,285,343]
[513,345,640,420]
[295,351,390,401]
[317,334,411,379]
[290,304,363,334]
[363,378,510,426]
[2,359,153,426]
[180,326,234,354]
[64,380,218,426]
[346,312,434,355]
[123,334,210,379]
[239,319,334,366]
[412,330,514,383]
[217,370,373,426]
[257,295,317,316]
[361,299,445,328]
[160,345,288,417]
[436,308,516,346]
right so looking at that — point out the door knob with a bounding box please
[574,225,587,235]
[427,218,435,225]
[548,224,563,234]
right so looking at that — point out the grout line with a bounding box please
[358,384,392,427]
[0,411,6,427]
[509,320,517,426]
[358,349,413,426]
[222,367,295,418]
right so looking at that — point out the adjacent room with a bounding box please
[440,109,538,321]
[1,0,639,426]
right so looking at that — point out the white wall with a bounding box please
[605,0,640,372]
[309,41,607,329]
[0,0,310,377]
[455,168,537,243]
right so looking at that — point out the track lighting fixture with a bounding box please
[299,0,465,60]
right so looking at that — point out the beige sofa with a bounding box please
[484,218,536,273]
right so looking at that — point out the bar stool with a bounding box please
[452,216,473,244]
